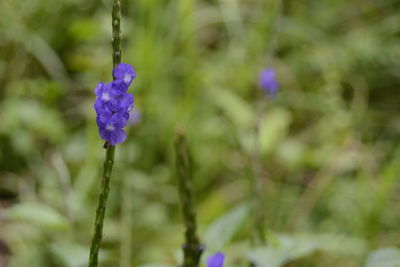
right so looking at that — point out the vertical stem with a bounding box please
[175,129,203,267]
[88,1,121,266]
[112,0,121,68]
[250,0,283,247]
[251,99,267,246]
[88,146,115,267]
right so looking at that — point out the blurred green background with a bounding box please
[1,0,400,266]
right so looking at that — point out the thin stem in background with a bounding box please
[175,128,203,267]
[264,0,283,64]
[250,0,283,246]
[88,0,121,266]
[251,98,268,246]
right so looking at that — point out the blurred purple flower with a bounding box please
[94,63,136,145]
[128,108,141,126]
[259,68,279,97]
[207,252,225,267]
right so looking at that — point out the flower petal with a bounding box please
[113,63,136,88]
[94,82,104,96]
[113,128,127,144]
[99,127,111,142]
[206,252,225,267]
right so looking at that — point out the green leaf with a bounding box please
[211,87,254,129]
[204,203,250,251]
[50,242,90,267]
[4,202,69,230]
[259,108,292,155]
[247,233,366,267]
[247,236,318,267]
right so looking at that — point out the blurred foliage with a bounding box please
[365,247,400,267]
[0,0,400,266]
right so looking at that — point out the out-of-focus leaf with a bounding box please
[50,242,90,267]
[204,203,250,251]
[247,236,318,267]
[259,108,292,155]
[211,87,254,129]
[247,233,366,267]
[4,202,69,230]
[277,138,306,168]
[68,18,100,41]
[1,99,65,143]
[365,247,400,267]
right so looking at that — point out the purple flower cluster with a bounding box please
[94,63,136,145]
[207,252,225,267]
[259,68,279,97]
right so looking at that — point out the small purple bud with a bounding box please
[206,252,225,267]
[259,68,279,97]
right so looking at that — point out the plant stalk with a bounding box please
[88,0,121,266]
[112,0,121,68]
[89,146,115,267]
[175,129,203,267]
[251,99,267,246]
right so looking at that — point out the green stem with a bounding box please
[88,146,115,267]
[88,1,121,266]
[250,0,283,247]
[112,0,121,68]
[251,99,267,246]
[175,129,203,267]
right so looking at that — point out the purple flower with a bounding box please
[259,68,279,97]
[113,63,136,92]
[94,83,114,116]
[207,252,225,267]
[118,93,134,112]
[96,113,127,146]
[94,82,114,108]
[94,63,136,145]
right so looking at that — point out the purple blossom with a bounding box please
[206,252,225,267]
[94,63,136,145]
[97,113,127,145]
[94,83,115,116]
[113,63,136,92]
[259,68,279,97]
[94,83,134,116]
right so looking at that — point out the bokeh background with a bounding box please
[1,0,400,266]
